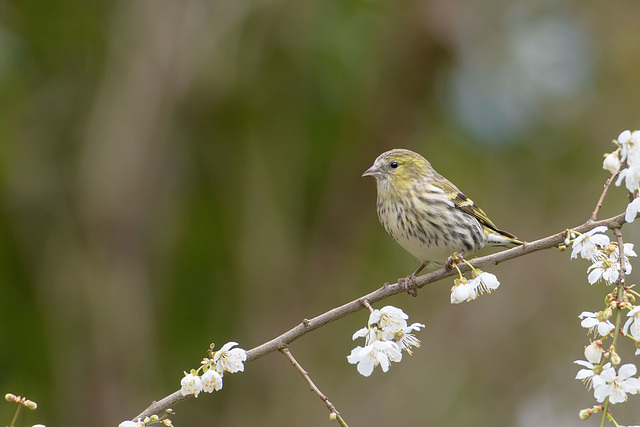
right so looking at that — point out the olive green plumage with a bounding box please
[363,149,521,271]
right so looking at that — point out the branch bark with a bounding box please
[134,212,627,421]
[280,347,348,426]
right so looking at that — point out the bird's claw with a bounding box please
[445,251,465,270]
[398,274,418,297]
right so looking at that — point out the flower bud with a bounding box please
[610,351,621,365]
[584,341,603,364]
[453,277,468,287]
[5,393,16,402]
[25,399,37,410]
[579,408,592,420]
[604,243,617,255]
[329,412,337,421]
[603,151,621,174]
[470,268,482,278]
[602,307,613,320]
[592,364,604,375]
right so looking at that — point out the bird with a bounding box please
[362,148,521,291]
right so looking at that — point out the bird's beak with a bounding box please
[362,165,381,177]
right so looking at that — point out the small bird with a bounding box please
[363,148,521,287]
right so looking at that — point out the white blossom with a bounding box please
[348,305,425,362]
[352,326,377,345]
[450,279,476,304]
[354,306,425,354]
[371,306,409,337]
[347,340,402,377]
[579,311,615,336]
[118,422,142,427]
[618,130,632,145]
[213,342,247,374]
[571,226,609,260]
[603,151,621,174]
[471,272,500,295]
[592,364,640,404]
[180,372,203,397]
[394,322,425,355]
[616,130,640,193]
[588,255,621,284]
[623,242,638,258]
[575,360,610,390]
[613,242,637,271]
[584,341,603,364]
[202,369,223,392]
[619,130,640,165]
[587,244,635,285]
[623,306,640,340]
[626,198,640,223]
[617,167,640,194]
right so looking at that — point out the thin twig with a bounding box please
[280,347,349,427]
[614,228,626,288]
[361,299,374,313]
[133,212,627,420]
[591,172,619,221]
[9,404,23,427]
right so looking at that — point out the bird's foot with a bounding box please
[398,274,419,297]
[398,262,427,297]
[445,251,465,270]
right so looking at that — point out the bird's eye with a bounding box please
[389,162,399,169]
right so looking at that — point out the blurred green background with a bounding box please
[1,0,640,425]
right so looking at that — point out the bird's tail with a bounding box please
[485,228,523,248]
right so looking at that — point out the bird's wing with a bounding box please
[438,179,520,241]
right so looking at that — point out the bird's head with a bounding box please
[362,149,432,193]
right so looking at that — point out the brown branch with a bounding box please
[280,347,348,426]
[600,226,627,426]
[614,227,626,288]
[133,212,627,421]
[591,171,619,222]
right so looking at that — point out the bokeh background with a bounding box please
[1,0,640,425]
